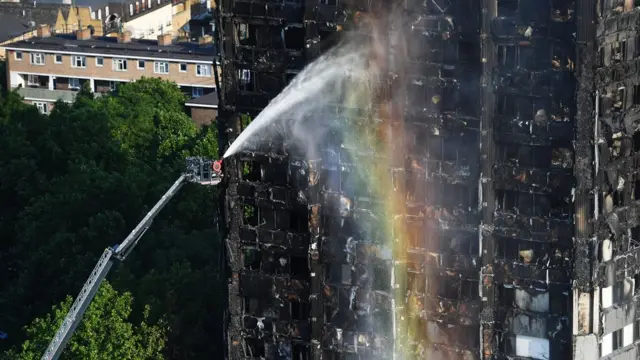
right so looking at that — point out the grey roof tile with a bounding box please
[186,91,218,107]
[6,34,217,61]
[0,14,31,43]
[0,2,68,27]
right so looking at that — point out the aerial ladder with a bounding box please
[41,157,224,360]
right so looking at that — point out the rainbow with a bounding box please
[224,8,436,359]
[328,13,427,360]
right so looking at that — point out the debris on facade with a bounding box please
[214,0,640,359]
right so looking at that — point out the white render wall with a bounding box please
[515,335,550,360]
[123,4,173,39]
[10,71,25,88]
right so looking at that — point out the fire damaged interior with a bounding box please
[212,0,640,359]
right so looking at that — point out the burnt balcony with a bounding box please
[493,164,573,195]
[235,46,305,72]
[229,0,303,22]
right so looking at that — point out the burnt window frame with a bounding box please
[243,203,259,226]
[611,40,627,63]
[241,160,262,181]
[237,69,256,92]
[495,189,553,217]
[497,143,553,168]
[632,84,640,106]
[284,26,305,50]
[243,247,262,270]
[612,86,627,112]
[496,236,551,264]
[497,44,519,68]
[497,0,519,16]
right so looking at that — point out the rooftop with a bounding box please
[6,33,217,61]
[185,91,218,108]
[15,0,109,7]
[0,2,69,27]
[0,14,32,43]
[95,0,174,24]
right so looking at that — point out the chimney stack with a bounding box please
[117,30,132,44]
[37,24,51,38]
[76,27,92,40]
[157,33,172,46]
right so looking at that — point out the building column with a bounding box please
[89,78,95,92]
[49,76,54,90]
[480,0,497,358]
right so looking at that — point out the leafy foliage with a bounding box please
[0,60,6,95]
[0,78,224,360]
[5,282,166,360]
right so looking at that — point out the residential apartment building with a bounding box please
[54,6,103,36]
[0,0,196,60]
[92,0,193,39]
[4,25,218,124]
[213,0,640,360]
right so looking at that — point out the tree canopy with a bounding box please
[0,76,225,359]
[6,282,166,360]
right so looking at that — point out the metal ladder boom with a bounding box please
[40,174,191,360]
[41,248,115,360]
[114,174,189,260]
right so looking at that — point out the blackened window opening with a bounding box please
[498,0,519,16]
[284,26,305,50]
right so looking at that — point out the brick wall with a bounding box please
[190,107,216,127]
[7,49,218,86]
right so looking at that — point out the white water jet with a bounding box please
[223,39,372,159]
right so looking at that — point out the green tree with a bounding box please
[0,77,224,359]
[4,282,166,360]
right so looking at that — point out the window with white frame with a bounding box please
[239,69,251,82]
[113,58,128,71]
[34,102,49,114]
[27,75,39,86]
[238,69,253,91]
[109,81,117,91]
[30,53,45,65]
[154,61,169,74]
[96,57,104,66]
[179,63,187,72]
[69,78,81,90]
[137,60,145,69]
[196,64,212,77]
[192,87,204,97]
[71,55,86,68]
[55,54,63,64]
[15,51,23,60]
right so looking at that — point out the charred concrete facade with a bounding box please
[213,0,640,359]
[589,0,640,359]
[481,0,576,359]
[214,0,398,358]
